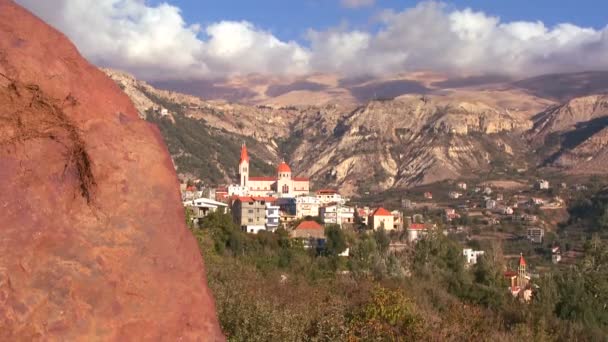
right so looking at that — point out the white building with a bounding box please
[184,197,229,223]
[266,202,280,231]
[463,249,485,265]
[295,195,320,218]
[316,189,345,205]
[483,187,493,195]
[485,199,497,209]
[320,204,355,227]
[457,182,467,190]
[407,223,428,243]
[536,179,550,190]
[228,184,249,197]
[449,191,463,199]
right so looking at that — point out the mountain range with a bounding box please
[104,69,608,196]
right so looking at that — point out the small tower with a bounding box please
[239,144,249,187]
[517,253,527,288]
[277,161,292,194]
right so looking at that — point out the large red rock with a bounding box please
[0,1,224,340]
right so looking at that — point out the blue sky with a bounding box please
[17,0,608,80]
[159,0,607,43]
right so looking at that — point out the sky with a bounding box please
[16,0,608,81]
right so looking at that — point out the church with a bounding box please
[238,144,310,197]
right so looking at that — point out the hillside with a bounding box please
[105,69,608,195]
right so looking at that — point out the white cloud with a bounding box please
[341,0,376,9]
[16,0,608,80]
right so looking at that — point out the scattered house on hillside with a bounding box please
[457,182,467,190]
[530,197,545,206]
[316,189,345,205]
[160,107,169,116]
[485,199,497,210]
[444,208,461,222]
[527,227,544,244]
[496,206,514,215]
[231,196,276,234]
[401,198,414,209]
[276,197,297,216]
[369,208,395,231]
[552,246,562,264]
[320,203,355,227]
[295,195,320,218]
[449,191,463,199]
[496,193,504,201]
[391,210,404,230]
[184,198,229,223]
[463,248,485,265]
[356,207,371,225]
[483,187,493,195]
[407,223,428,243]
[536,179,550,190]
[291,220,326,249]
[518,214,538,224]
[424,192,433,199]
[215,187,228,202]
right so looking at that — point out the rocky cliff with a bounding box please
[0,1,223,340]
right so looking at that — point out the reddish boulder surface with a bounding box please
[0,1,224,340]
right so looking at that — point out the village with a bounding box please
[180,144,589,301]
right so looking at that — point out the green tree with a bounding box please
[325,224,347,257]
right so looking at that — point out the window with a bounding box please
[248,218,253,223]
[248,209,254,214]
[282,184,289,194]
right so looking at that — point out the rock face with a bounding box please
[0,1,223,340]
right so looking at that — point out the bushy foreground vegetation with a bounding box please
[189,212,608,341]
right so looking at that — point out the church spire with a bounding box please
[240,143,249,164]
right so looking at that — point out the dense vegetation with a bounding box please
[189,211,608,341]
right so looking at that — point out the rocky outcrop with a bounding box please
[0,1,223,340]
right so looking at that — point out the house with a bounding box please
[276,197,297,216]
[527,227,544,243]
[295,195,320,218]
[231,196,276,234]
[356,207,372,225]
[228,184,249,197]
[444,208,460,221]
[530,197,545,206]
[401,198,414,209]
[552,246,562,264]
[485,199,497,209]
[496,193,504,201]
[407,223,427,243]
[496,206,514,215]
[238,144,309,197]
[316,189,345,205]
[391,210,404,230]
[184,197,229,223]
[320,203,355,227]
[291,220,326,249]
[457,182,467,190]
[369,208,395,231]
[266,202,280,231]
[215,187,228,202]
[463,248,485,265]
[449,191,463,199]
[483,187,493,195]
[423,192,433,199]
[536,179,550,190]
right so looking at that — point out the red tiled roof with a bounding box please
[295,220,323,230]
[277,162,291,173]
[186,186,196,191]
[292,177,309,181]
[371,207,392,216]
[519,254,527,267]
[240,144,249,164]
[237,196,277,203]
[249,176,276,181]
[408,223,426,230]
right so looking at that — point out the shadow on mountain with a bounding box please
[266,81,328,97]
[152,79,257,102]
[349,80,430,102]
[543,115,608,165]
[432,74,512,88]
[514,71,608,101]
